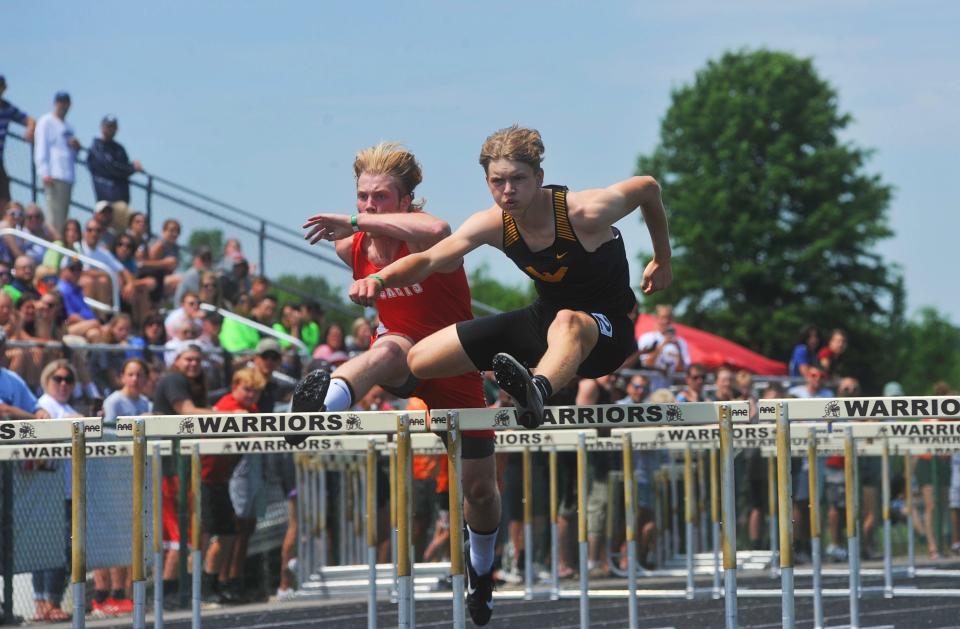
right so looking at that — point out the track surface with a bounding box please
[41,563,960,628]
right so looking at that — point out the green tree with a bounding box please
[897,308,960,394]
[468,264,535,314]
[636,49,904,389]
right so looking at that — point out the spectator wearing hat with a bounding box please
[0,75,36,209]
[249,337,282,412]
[34,91,80,234]
[174,246,213,306]
[86,115,143,234]
[219,294,277,353]
[56,259,102,342]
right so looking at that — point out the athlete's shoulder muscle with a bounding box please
[334,237,353,266]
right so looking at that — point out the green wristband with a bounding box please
[351,214,360,232]
[368,274,385,289]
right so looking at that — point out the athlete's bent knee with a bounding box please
[371,339,407,367]
[463,476,499,510]
[407,343,431,379]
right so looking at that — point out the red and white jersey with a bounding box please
[351,233,473,341]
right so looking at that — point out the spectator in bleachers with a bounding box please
[817,329,848,380]
[22,204,57,264]
[110,233,156,324]
[138,312,167,373]
[714,366,736,401]
[91,314,136,395]
[0,201,28,265]
[76,218,125,308]
[249,275,269,304]
[34,359,80,621]
[347,316,372,355]
[33,292,64,344]
[34,91,80,235]
[312,322,345,361]
[914,381,950,559]
[145,218,182,297]
[164,291,204,339]
[174,246,213,306]
[220,256,251,306]
[271,303,303,349]
[125,211,148,252]
[152,343,214,607]
[0,329,45,418]
[91,202,118,249]
[94,357,151,616]
[632,387,670,568]
[216,238,244,273]
[198,270,221,308]
[202,367,266,605]
[198,311,231,394]
[789,324,821,378]
[56,259,102,342]
[165,316,201,367]
[248,337,282,412]
[619,373,650,405]
[86,114,143,234]
[0,74,36,209]
[638,304,690,390]
[41,218,81,271]
[676,363,706,402]
[298,302,324,354]
[4,255,40,304]
[578,375,616,577]
[787,365,833,399]
[219,294,277,353]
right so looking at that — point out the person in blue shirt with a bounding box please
[55,259,102,342]
[0,329,45,418]
[86,115,143,234]
[788,324,821,378]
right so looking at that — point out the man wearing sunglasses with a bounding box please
[676,364,707,402]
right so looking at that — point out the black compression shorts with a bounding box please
[456,301,637,378]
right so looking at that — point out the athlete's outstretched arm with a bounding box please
[348,208,501,306]
[303,211,451,249]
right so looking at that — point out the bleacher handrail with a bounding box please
[0,227,120,314]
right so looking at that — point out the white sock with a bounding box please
[468,525,498,575]
[323,378,353,412]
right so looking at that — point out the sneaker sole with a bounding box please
[285,369,330,446]
[492,353,543,429]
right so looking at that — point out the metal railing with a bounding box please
[0,227,120,314]
[199,302,309,356]
[4,132,502,317]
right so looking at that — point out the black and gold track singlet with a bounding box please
[502,185,636,315]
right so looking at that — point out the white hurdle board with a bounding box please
[430,401,749,431]
[114,410,428,438]
[0,440,171,460]
[178,435,388,455]
[0,417,102,442]
[759,396,960,421]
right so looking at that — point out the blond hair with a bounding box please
[232,367,267,391]
[479,125,545,173]
[353,142,423,201]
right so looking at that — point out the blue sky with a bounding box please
[4,1,958,321]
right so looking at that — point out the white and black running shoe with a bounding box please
[492,353,544,429]
[284,368,330,446]
[465,548,495,626]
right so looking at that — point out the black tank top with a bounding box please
[502,186,636,314]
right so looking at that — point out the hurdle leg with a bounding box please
[340,469,348,566]
[132,420,147,629]
[698,450,708,555]
[684,443,695,600]
[153,444,164,629]
[844,428,859,628]
[622,435,638,629]
[389,449,398,602]
[776,402,795,628]
[71,422,86,629]
[808,428,823,629]
[882,437,893,598]
[905,453,915,578]
[318,461,329,572]
[191,445,201,629]
[396,414,413,629]
[577,432,590,629]
[656,471,666,570]
[366,440,378,629]
[446,411,466,629]
[710,448,721,599]
[523,446,534,600]
[670,457,680,560]
[295,456,307,588]
[549,447,559,600]
[768,455,778,577]
[719,405,738,629]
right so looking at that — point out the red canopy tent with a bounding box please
[634,314,787,375]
